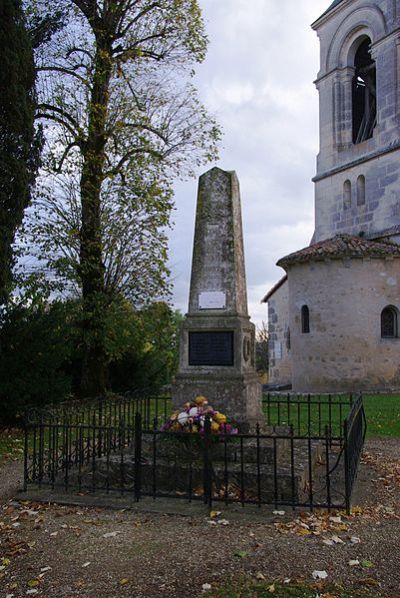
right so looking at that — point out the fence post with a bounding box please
[23,419,29,492]
[134,412,142,502]
[343,418,351,514]
[203,415,212,508]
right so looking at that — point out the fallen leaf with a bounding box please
[350,536,361,544]
[209,511,221,519]
[234,550,248,558]
[218,519,229,526]
[312,570,328,580]
[298,528,312,536]
[102,531,121,538]
[349,560,360,567]
[119,578,129,585]
[27,580,39,588]
[331,535,345,544]
[268,583,275,593]
[361,560,374,568]
[256,572,266,581]
[358,577,380,587]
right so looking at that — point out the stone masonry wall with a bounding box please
[313,0,400,242]
[288,257,400,392]
[268,280,292,386]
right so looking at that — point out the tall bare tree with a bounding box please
[25,0,220,396]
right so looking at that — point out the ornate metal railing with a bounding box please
[23,393,366,513]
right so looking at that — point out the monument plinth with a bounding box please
[172,167,263,429]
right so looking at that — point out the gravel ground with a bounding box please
[0,438,399,597]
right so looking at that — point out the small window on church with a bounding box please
[357,175,366,206]
[343,180,351,209]
[301,305,310,334]
[352,38,376,144]
[381,306,398,338]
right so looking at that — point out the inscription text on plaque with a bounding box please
[189,331,234,366]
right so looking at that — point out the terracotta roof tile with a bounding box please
[277,234,400,269]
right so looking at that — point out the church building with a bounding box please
[264,0,400,392]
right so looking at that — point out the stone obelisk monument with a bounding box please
[172,167,263,429]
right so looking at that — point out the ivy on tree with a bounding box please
[23,0,221,397]
[0,0,41,303]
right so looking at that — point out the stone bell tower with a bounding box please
[172,167,263,429]
[312,0,400,245]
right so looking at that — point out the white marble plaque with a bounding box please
[199,291,226,309]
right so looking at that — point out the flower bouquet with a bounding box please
[161,395,238,436]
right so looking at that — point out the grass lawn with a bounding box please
[263,393,400,438]
[363,394,400,437]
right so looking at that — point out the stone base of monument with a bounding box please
[67,432,323,505]
[172,372,263,432]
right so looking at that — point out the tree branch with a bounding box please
[37,103,82,137]
[105,147,163,177]
[37,66,89,86]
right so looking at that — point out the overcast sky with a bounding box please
[168,0,329,326]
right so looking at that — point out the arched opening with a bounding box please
[352,38,376,144]
[343,179,352,209]
[301,305,310,334]
[357,175,366,205]
[381,306,398,338]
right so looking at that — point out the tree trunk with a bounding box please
[79,35,112,397]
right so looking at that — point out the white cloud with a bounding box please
[169,0,328,325]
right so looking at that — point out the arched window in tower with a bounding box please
[343,179,351,209]
[301,305,310,334]
[357,175,366,205]
[352,38,376,144]
[381,306,398,338]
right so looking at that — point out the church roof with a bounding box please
[313,0,344,26]
[277,234,400,269]
[261,275,287,303]
[325,0,343,13]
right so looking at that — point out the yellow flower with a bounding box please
[214,412,227,424]
[211,422,220,432]
[195,395,208,406]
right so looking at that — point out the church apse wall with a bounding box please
[266,280,291,387]
[287,257,400,392]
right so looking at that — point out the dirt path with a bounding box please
[0,438,399,597]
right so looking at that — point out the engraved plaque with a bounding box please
[189,331,234,366]
[198,291,226,310]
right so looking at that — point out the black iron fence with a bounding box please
[262,393,356,439]
[23,393,366,513]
